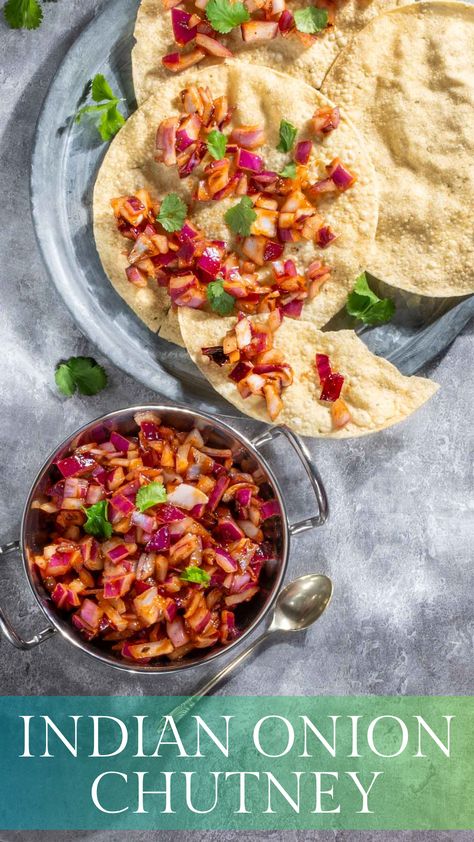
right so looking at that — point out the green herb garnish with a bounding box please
[180,566,211,585]
[83,501,112,540]
[224,196,257,237]
[294,7,328,34]
[277,119,297,154]
[279,162,297,179]
[206,129,227,161]
[4,0,42,29]
[346,273,396,325]
[207,279,235,316]
[205,0,250,34]
[157,193,187,233]
[55,356,108,397]
[136,482,168,512]
[75,74,125,142]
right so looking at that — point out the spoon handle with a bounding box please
[165,630,271,725]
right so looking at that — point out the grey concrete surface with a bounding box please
[0,0,472,839]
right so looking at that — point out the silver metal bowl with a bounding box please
[0,405,328,674]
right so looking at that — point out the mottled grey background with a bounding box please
[0,0,473,839]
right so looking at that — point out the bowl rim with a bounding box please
[20,403,290,674]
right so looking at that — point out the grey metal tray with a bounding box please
[30,0,472,415]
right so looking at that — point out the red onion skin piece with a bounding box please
[320,372,344,402]
[316,353,332,383]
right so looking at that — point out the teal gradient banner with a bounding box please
[0,696,472,830]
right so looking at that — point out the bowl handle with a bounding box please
[251,426,329,533]
[0,540,56,649]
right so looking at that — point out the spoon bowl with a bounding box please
[270,573,333,633]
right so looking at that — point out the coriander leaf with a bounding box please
[75,75,124,142]
[207,279,235,316]
[294,7,328,34]
[75,103,110,123]
[277,119,297,154]
[205,0,249,34]
[4,0,43,29]
[280,162,297,179]
[136,482,168,512]
[98,103,125,142]
[206,129,227,161]
[180,566,211,585]
[54,364,76,397]
[91,73,115,103]
[83,500,113,540]
[224,196,257,237]
[346,272,396,325]
[54,357,108,397]
[157,193,187,233]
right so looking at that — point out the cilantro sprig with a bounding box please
[294,7,328,34]
[180,566,211,585]
[346,273,396,325]
[157,193,187,233]
[205,0,250,34]
[136,482,168,512]
[55,357,108,397]
[83,501,112,540]
[4,0,42,29]
[207,279,235,316]
[75,74,125,142]
[279,162,297,179]
[276,119,297,154]
[206,129,227,161]
[224,196,257,237]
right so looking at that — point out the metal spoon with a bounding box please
[165,573,333,725]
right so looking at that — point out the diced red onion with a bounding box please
[156,504,186,523]
[229,361,253,383]
[215,517,244,542]
[146,525,170,552]
[206,475,230,511]
[225,586,259,606]
[110,494,135,515]
[260,499,281,520]
[215,547,238,573]
[195,32,233,57]
[56,455,96,478]
[280,298,303,319]
[263,241,284,262]
[316,226,338,249]
[171,7,198,45]
[166,616,189,647]
[131,510,156,532]
[295,140,312,165]
[236,148,264,173]
[278,9,294,33]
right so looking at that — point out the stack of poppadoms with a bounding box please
[93,1,474,437]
